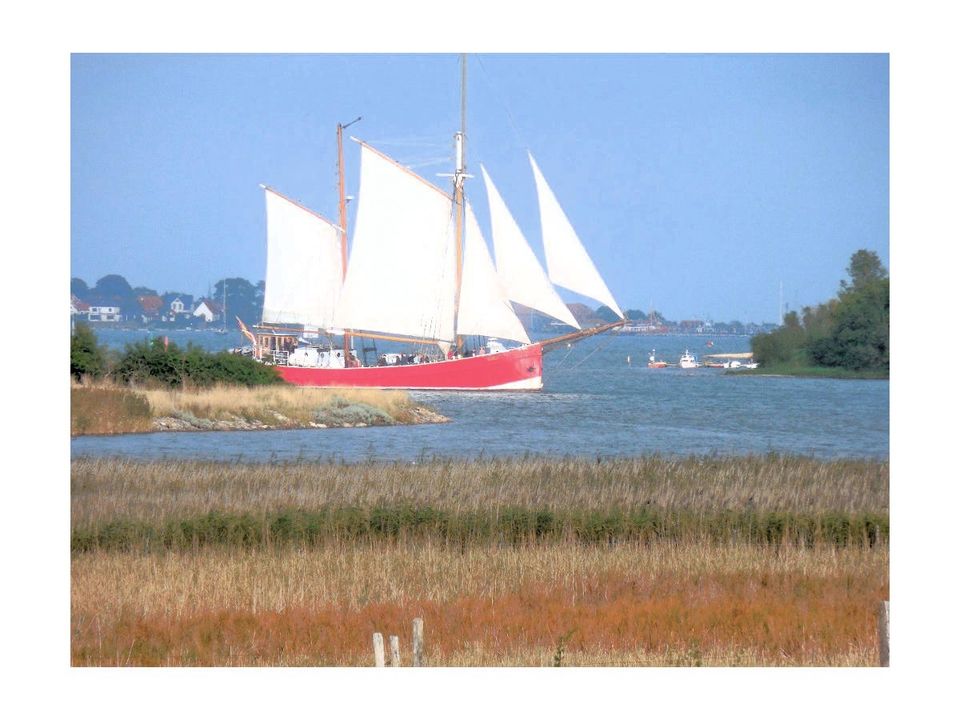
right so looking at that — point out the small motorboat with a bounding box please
[647,350,668,368]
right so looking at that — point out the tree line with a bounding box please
[751,250,889,373]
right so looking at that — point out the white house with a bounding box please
[88,304,121,322]
[192,298,223,323]
[70,295,90,316]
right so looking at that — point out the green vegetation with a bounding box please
[71,504,888,553]
[70,332,282,388]
[70,324,108,381]
[112,338,282,388]
[751,250,888,376]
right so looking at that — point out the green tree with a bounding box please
[751,310,806,365]
[70,324,107,381]
[71,277,90,299]
[214,277,263,327]
[810,276,888,370]
[842,250,887,293]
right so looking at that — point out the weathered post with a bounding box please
[373,632,385,667]
[390,635,401,666]
[878,600,890,667]
[412,617,424,667]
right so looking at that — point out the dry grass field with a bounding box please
[71,456,888,667]
[71,382,440,435]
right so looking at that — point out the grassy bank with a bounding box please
[737,362,889,380]
[71,456,888,666]
[70,382,446,435]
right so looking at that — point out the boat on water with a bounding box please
[678,349,700,369]
[238,56,625,390]
[647,350,668,368]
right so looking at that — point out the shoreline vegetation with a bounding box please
[70,382,447,436]
[72,455,888,666]
[750,250,888,379]
[736,363,889,380]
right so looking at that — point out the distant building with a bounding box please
[137,294,164,322]
[70,295,90,316]
[87,304,121,322]
[161,293,194,322]
[192,298,223,323]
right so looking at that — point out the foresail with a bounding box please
[457,201,531,345]
[480,165,580,330]
[334,142,458,342]
[261,187,344,328]
[529,153,624,318]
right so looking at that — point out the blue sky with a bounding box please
[71,53,887,323]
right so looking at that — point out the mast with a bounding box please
[338,116,361,361]
[452,53,467,352]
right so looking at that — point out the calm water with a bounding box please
[71,328,888,462]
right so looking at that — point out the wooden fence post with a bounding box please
[373,632,385,667]
[412,617,424,667]
[390,635,401,666]
[878,600,890,667]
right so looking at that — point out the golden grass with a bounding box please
[139,384,412,422]
[71,381,429,434]
[71,542,887,666]
[71,456,888,528]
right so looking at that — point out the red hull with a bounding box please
[277,344,543,390]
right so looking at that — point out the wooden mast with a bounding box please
[452,53,467,353]
[338,116,361,364]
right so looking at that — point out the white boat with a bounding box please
[678,349,700,369]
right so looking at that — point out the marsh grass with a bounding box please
[71,382,424,434]
[70,455,889,666]
[72,455,888,527]
[71,385,153,435]
[71,542,887,666]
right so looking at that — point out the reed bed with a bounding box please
[71,455,889,666]
[72,455,888,528]
[71,542,887,666]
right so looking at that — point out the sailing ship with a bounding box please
[239,56,626,390]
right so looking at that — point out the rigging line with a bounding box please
[555,332,619,372]
[365,137,449,148]
[552,342,576,370]
[475,55,529,152]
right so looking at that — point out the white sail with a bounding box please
[528,153,624,319]
[457,201,531,345]
[335,142,458,341]
[480,164,580,330]
[261,187,344,328]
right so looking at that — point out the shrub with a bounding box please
[112,339,282,388]
[70,324,108,381]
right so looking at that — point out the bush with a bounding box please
[71,324,108,381]
[112,338,282,388]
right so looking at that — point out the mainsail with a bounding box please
[335,142,458,342]
[261,187,344,328]
[456,201,531,344]
[480,164,581,330]
[529,153,624,319]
